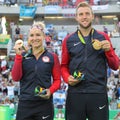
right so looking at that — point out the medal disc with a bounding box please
[15,39,23,47]
[92,39,101,50]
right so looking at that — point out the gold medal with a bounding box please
[92,39,101,50]
[15,39,24,47]
[15,39,27,51]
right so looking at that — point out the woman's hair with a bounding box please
[30,21,45,34]
[76,2,93,15]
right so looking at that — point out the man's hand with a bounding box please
[101,40,111,52]
[68,75,81,86]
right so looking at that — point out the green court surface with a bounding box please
[109,110,120,120]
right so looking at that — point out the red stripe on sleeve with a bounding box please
[98,31,119,70]
[61,36,71,83]
[11,54,23,81]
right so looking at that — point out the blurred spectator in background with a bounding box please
[29,0,35,5]
[0,20,2,34]
[118,21,120,36]
[5,0,11,6]
[103,26,108,34]
[15,25,20,40]
[2,82,8,96]
[10,0,17,5]
[117,84,120,99]
[1,57,7,72]
[45,33,52,46]
[94,0,100,5]
[7,80,15,99]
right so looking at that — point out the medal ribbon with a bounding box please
[78,28,94,44]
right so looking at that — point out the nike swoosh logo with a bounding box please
[42,115,50,119]
[99,105,106,110]
[74,42,80,46]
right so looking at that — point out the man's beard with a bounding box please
[79,22,92,29]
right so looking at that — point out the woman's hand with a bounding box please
[14,40,25,55]
[39,89,52,99]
